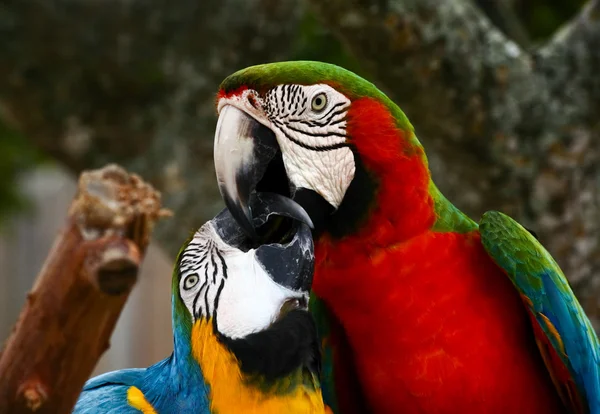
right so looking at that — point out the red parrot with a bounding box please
[212,61,600,414]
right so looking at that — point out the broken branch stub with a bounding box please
[0,164,171,414]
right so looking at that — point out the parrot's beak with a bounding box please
[214,105,313,239]
[211,192,314,292]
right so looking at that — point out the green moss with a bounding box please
[0,120,45,225]
[519,0,586,40]
[291,11,365,77]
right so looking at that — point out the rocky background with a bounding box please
[1,0,599,324]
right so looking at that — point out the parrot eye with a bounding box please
[183,273,200,290]
[311,92,327,112]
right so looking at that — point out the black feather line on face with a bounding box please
[178,236,231,321]
[203,267,211,318]
[215,249,228,279]
[273,120,349,152]
[315,101,345,121]
[193,278,208,320]
[285,124,346,139]
[210,249,218,284]
[212,278,226,319]
[218,309,321,387]
[281,84,287,105]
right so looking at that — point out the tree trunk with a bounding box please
[0,165,169,414]
[302,0,600,324]
[1,0,599,323]
[0,0,303,255]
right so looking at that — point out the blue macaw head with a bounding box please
[170,192,315,345]
[159,193,322,412]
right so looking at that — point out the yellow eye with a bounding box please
[311,93,327,112]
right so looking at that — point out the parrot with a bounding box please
[73,192,328,414]
[212,61,600,414]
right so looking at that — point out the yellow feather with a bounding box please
[127,386,157,413]
[191,319,327,414]
[539,312,566,355]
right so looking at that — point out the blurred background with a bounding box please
[0,0,597,375]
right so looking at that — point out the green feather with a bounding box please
[221,60,476,235]
[172,232,196,337]
[429,181,477,233]
[221,61,414,139]
[480,211,600,413]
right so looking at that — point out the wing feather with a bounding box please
[73,369,146,413]
[480,211,600,414]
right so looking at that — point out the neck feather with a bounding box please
[137,300,208,411]
[321,97,475,251]
[190,317,325,413]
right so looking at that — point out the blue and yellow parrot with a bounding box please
[73,193,326,413]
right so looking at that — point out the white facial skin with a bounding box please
[178,223,308,339]
[217,84,356,208]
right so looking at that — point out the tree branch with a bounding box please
[536,0,600,123]
[0,165,169,414]
[474,0,531,48]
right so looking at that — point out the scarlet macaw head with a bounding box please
[214,61,430,241]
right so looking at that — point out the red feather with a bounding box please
[525,304,585,414]
[216,86,248,102]
[313,97,567,413]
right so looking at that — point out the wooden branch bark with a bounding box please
[0,165,169,414]
[307,0,600,322]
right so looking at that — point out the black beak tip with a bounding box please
[254,222,315,292]
[222,194,258,240]
[253,192,314,230]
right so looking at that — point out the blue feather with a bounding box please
[74,384,139,414]
[480,211,600,414]
[82,368,146,391]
